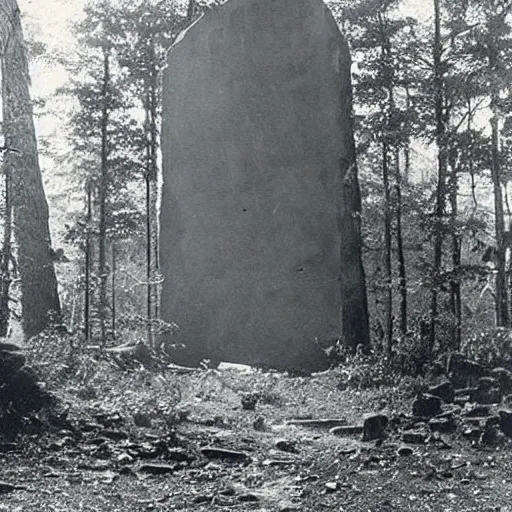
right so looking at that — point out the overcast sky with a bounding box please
[17,0,435,149]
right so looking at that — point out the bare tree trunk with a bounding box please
[0,0,61,338]
[111,242,116,341]
[98,45,110,346]
[0,114,12,338]
[149,39,160,322]
[489,42,509,327]
[448,151,462,349]
[340,39,370,353]
[395,149,408,335]
[382,140,393,355]
[84,181,92,344]
[144,35,161,347]
[485,44,508,327]
[429,0,448,351]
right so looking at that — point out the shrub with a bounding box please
[461,327,512,369]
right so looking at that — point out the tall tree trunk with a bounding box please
[395,149,408,335]
[149,40,160,322]
[382,140,393,355]
[429,0,448,351]
[143,35,160,348]
[448,150,462,349]
[340,39,370,353]
[0,102,12,338]
[111,242,116,341]
[84,181,92,344]
[98,45,110,346]
[0,0,61,338]
[488,42,509,327]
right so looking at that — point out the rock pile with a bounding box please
[331,355,512,448]
[401,357,512,446]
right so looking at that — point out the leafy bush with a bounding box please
[461,327,512,369]
[336,349,401,390]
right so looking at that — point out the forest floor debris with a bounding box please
[2,357,512,510]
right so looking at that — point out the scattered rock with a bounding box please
[324,482,338,493]
[463,405,491,417]
[474,387,501,405]
[362,414,388,441]
[239,493,260,502]
[166,448,194,463]
[286,418,347,429]
[429,417,456,434]
[428,381,454,403]
[412,394,442,418]
[200,447,251,462]
[480,425,498,446]
[402,431,428,444]
[100,429,129,441]
[275,439,299,453]
[133,413,152,428]
[498,409,512,437]
[117,453,134,465]
[95,412,123,427]
[447,354,487,387]
[252,416,266,431]
[241,392,259,411]
[330,425,363,436]
[397,446,414,456]
[462,427,483,441]
[139,463,177,475]
[477,376,498,390]
[0,481,26,494]
[491,368,512,393]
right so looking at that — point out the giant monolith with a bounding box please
[160,0,369,371]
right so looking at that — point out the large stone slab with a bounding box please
[160,0,366,371]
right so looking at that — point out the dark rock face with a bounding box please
[428,381,454,403]
[0,345,51,435]
[491,368,512,394]
[362,414,388,441]
[498,409,512,438]
[160,0,368,370]
[412,394,442,418]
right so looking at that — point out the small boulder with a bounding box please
[397,446,414,456]
[362,414,388,442]
[413,394,442,418]
[139,463,177,475]
[474,387,502,405]
[429,417,456,434]
[324,482,338,493]
[133,413,152,428]
[463,404,491,417]
[402,431,428,444]
[447,354,487,388]
[240,392,259,411]
[275,439,299,454]
[428,381,454,403]
[498,409,512,438]
[491,368,512,394]
[330,425,363,436]
[477,376,499,391]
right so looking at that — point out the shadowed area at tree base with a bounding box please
[160,0,369,371]
[0,343,52,437]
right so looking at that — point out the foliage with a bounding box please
[461,327,512,369]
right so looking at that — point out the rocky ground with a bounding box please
[2,349,512,511]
